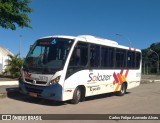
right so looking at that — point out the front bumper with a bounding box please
[19,78,62,101]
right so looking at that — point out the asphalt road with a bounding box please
[0,82,160,123]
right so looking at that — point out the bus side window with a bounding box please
[135,52,141,68]
[108,47,114,68]
[69,42,88,67]
[90,45,100,68]
[101,47,105,67]
[101,47,114,68]
[101,47,108,67]
[127,51,135,68]
[115,49,126,68]
[66,42,89,78]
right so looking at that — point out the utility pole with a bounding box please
[116,34,132,47]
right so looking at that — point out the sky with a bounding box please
[1,0,160,57]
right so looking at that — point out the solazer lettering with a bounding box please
[88,73,111,82]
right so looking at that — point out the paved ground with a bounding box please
[0,82,160,123]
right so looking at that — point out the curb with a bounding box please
[0,81,18,86]
[141,79,160,83]
[154,80,160,82]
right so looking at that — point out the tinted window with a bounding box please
[69,42,88,67]
[101,47,108,67]
[101,47,114,68]
[115,49,126,68]
[135,52,141,68]
[90,45,100,68]
[127,51,135,68]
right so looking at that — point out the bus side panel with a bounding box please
[62,69,113,101]
[126,69,141,89]
[62,69,141,101]
[62,69,116,101]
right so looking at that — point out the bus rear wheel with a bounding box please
[71,87,82,104]
[117,83,127,96]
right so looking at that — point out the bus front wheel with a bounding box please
[117,83,127,96]
[71,87,82,104]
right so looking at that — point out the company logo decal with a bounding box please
[89,86,101,91]
[32,80,36,85]
[88,72,111,82]
[113,69,129,92]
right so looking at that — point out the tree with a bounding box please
[0,0,32,30]
[5,54,24,78]
[142,42,160,74]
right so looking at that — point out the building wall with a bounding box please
[0,56,9,73]
[0,46,14,74]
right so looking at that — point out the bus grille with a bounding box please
[25,78,47,85]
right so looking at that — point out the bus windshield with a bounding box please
[24,38,74,74]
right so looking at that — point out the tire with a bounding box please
[71,87,82,104]
[117,83,126,96]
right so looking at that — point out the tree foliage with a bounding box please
[0,0,32,30]
[5,54,24,78]
[142,42,160,74]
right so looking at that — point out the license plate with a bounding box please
[29,92,37,97]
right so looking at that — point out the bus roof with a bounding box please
[77,35,118,45]
[40,35,141,52]
[40,35,118,44]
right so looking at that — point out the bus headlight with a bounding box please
[49,76,61,85]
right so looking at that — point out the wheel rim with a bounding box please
[121,85,125,94]
[76,89,81,101]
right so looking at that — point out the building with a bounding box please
[0,46,14,73]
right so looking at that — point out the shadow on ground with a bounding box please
[84,91,131,102]
[6,87,131,106]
